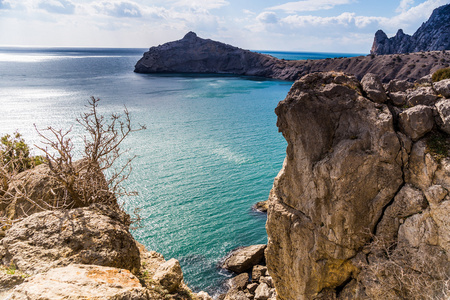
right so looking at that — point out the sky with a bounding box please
[0,0,448,53]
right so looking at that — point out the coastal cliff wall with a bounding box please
[135,32,450,83]
[266,72,450,299]
[371,4,450,55]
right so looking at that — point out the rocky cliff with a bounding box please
[136,32,450,82]
[371,4,450,55]
[266,72,450,299]
[0,163,212,300]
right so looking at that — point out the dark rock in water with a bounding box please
[222,245,266,274]
[371,4,450,54]
[134,31,285,78]
[253,200,268,212]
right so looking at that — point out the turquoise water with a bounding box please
[0,47,355,295]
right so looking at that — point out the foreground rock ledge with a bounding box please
[266,71,450,299]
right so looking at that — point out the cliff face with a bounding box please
[371,4,450,55]
[136,32,450,82]
[266,72,450,299]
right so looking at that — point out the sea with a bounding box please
[0,47,361,296]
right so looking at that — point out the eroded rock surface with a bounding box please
[266,71,450,299]
[222,244,266,273]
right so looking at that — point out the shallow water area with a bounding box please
[0,47,357,295]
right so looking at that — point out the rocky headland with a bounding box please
[371,4,450,55]
[266,71,450,299]
[0,163,212,300]
[135,32,450,83]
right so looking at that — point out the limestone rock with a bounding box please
[389,91,407,106]
[196,291,214,300]
[0,205,140,275]
[361,73,387,103]
[406,86,438,106]
[134,32,450,83]
[251,265,267,283]
[7,264,148,300]
[385,79,414,93]
[424,185,448,205]
[228,273,249,291]
[267,72,403,299]
[254,283,271,300]
[223,290,251,300]
[406,140,439,190]
[435,99,450,134]
[376,184,428,242]
[371,4,450,55]
[152,258,183,293]
[253,200,268,212]
[434,79,450,97]
[399,105,434,141]
[222,244,266,273]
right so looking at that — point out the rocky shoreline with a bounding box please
[135,32,450,83]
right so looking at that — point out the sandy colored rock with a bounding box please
[406,86,438,106]
[399,105,434,141]
[434,78,450,98]
[267,72,403,299]
[251,265,267,283]
[254,283,271,300]
[228,272,249,291]
[222,244,266,273]
[434,99,450,134]
[0,205,140,275]
[406,140,439,190]
[6,264,148,300]
[152,258,183,293]
[361,73,387,103]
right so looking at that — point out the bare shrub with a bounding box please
[359,234,450,300]
[35,96,146,210]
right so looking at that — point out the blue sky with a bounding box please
[0,0,448,53]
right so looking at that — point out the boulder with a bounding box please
[385,79,414,93]
[406,86,438,106]
[389,91,407,106]
[253,200,268,212]
[6,264,148,300]
[434,79,450,98]
[405,140,439,191]
[254,283,271,300]
[266,72,403,299]
[222,245,266,273]
[152,258,183,293]
[399,105,434,141]
[223,290,251,300]
[361,73,387,103]
[228,272,249,291]
[434,99,450,134]
[251,265,267,283]
[0,205,140,275]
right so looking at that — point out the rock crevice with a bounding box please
[266,72,450,299]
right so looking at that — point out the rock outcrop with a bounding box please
[135,32,450,82]
[222,244,266,273]
[266,72,450,299]
[371,4,450,55]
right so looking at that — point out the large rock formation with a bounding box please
[371,4,450,55]
[135,32,450,82]
[266,72,450,299]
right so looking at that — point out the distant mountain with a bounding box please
[371,3,450,55]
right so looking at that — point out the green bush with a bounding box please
[0,132,44,173]
[432,67,450,82]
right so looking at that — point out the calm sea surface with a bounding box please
[0,47,361,295]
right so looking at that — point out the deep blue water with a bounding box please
[0,47,359,296]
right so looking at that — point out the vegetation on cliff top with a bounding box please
[432,67,450,82]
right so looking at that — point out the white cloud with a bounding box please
[173,0,229,10]
[38,0,75,14]
[268,0,353,12]
[94,1,142,18]
[396,0,415,13]
[257,11,278,24]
